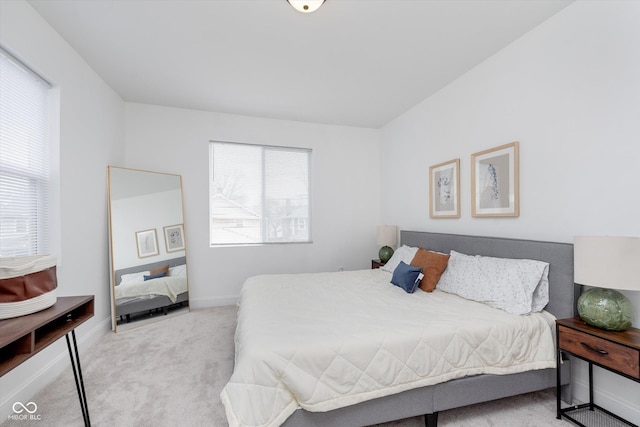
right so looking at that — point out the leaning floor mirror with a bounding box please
[107,166,189,332]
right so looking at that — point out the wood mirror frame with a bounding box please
[107,166,189,332]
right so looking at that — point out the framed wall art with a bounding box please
[163,224,185,252]
[429,158,460,218]
[135,229,159,258]
[471,141,519,217]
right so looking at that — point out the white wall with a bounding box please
[5,0,638,423]
[111,190,185,270]
[380,1,640,422]
[124,103,381,306]
[0,0,124,419]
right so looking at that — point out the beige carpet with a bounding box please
[2,306,574,427]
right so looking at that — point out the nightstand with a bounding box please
[556,317,640,427]
[371,259,386,269]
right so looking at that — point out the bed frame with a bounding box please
[282,231,576,427]
[113,256,188,321]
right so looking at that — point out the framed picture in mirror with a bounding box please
[135,229,159,258]
[164,224,185,252]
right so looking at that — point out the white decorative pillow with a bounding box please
[436,251,549,315]
[119,271,150,286]
[380,245,419,273]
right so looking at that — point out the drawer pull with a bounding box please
[581,342,608,355]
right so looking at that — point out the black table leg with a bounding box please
[556,326,561,419]
[65,330,90,427]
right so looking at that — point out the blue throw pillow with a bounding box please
[143,272,167,281]
[390,261,423,293]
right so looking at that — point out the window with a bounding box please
[0,48,52,257]
[209,141,311,245]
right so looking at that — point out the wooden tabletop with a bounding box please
[0,295,94,377]
[557,317,640,350]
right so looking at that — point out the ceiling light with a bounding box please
[287,0,325,13]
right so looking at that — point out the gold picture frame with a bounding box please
[471,141,519,217]
[135,229,159,258]
[163,224,185,253]
[429,158,460,218]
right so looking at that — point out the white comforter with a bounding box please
[220,269,556,427]
[115,276,187,303]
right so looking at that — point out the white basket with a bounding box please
[0,255,57,320]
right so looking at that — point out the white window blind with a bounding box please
[209,141,311,245]
[0,48,51,257]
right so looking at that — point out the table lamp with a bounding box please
[377,225,398,263]
[574,236,640,331]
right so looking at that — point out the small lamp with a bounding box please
[377,225,398,263]
[574,236,640,331]
[287,0,325,13]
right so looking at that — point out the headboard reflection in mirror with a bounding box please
[107,166,189,332]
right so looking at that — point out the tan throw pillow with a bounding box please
[410,248,450,292]
[150,265,169,276]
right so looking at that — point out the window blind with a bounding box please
[209,141,311,245]
[0,48,51,257]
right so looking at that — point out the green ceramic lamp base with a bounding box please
[577,287,634,331]
[378,246,394,263]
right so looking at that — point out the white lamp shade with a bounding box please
[574,236,640,291]
[377,225,398,247]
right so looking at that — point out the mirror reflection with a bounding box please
[107,166,189,332]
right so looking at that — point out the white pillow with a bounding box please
[531,266,550,312]
[119,271,150,286]
[380,245,419,273]
[436,250,549,315]
[169,264,187,277]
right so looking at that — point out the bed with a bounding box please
[221,231,576,427]
[113,256,188,323]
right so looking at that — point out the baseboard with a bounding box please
[189,295,238,308]
[0,316,111,420]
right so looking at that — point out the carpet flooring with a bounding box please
[2,306,575,426]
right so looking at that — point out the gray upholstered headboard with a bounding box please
[400,231,576,319]
[114,256,187,286]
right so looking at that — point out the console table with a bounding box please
[0,295,95,426]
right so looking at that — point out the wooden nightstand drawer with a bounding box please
[558,325,640,379]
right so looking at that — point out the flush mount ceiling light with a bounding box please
[287,0,325,13]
